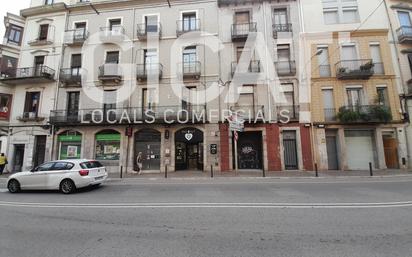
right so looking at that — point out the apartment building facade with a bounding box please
[0,13,25,164]
[385,0,412,168]
[302,0,408,171]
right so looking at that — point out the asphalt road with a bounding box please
[1,177,412,257]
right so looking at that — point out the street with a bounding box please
[1,177,412,257]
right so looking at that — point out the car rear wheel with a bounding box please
[8,179,20,193]
[60,179,76,194]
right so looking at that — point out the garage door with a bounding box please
[345,130,375,170]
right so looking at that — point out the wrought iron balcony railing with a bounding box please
[179,61,201,79]
[49,105,208,125]
[336,105,392,123]
[59,68,83,85]
[98,64,122,82]
[17,112,45,122]
[229,105,265,121]
[63,28,88,45]
[136,23,162,40]
[397,26,412,44]
[324,108,337,122]
[176,19,200,36]
[273,23,292,33]
[99,26,126,42]
[336,59,374,80]
[231,22,257,41]
[231,61,261,77]
[136,63,163,80]
[275,61,296,76]
[0,65,55,85]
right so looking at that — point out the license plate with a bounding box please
[95,176,104,181]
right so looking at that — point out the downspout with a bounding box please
[51,4,69,161]
[383,0,411,168]
[262,2,272,124]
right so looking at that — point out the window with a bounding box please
[35,162,54,171]
[274,9,288,25]
[74,22,87,39]
[341,44,357,61]
[183,46,197,65]
[145,15,159,33]
[346,87,364,107]
[235,11,250,24]
[105,51,120,64]
[38,24,49,40]
[318,46,331,77]
[377,87,389,106]
[398,11,412,27]
[34,56,45,75]
[44,0,53,5]
[370,43,384,74]
[0,93,12,121]
[95,131,121,161]
[80,161,103,169]
[0,56,18,77]
[109,19,121,30]
[103,90,117,115]
[67,92,80,117]
[322,89,335,121]
[323,0,359,24]
[24,92,41,117]
[182,12,198,31]
[7,25,23,44]
[53,162,74,171]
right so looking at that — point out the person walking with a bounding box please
[136,152,143,175]
[0,153,8,175]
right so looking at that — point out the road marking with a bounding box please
[0,189,7,193]
[1,201,412,209]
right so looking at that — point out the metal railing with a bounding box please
[335,59,374,80]
[180,61,201,77]
[176,19,200,35]
[336,105,392,123]
[273,23,292,32]
[229,105,265,121]
[231,22,257,40]
[28,37,53,46]
[99,26,125,40]
[275,61,296,76]
[136,63,163,80]
[136,23,162,38]
[49,105,208,124]
[275,105,299,121]
[231,60,261,76]
[397,26,412,43]
[98,64,122,78]
[64,28,88,45]
[59,68,83,85]
[0,65,55,80]
[17,112,45,122]
[324,108,336,122]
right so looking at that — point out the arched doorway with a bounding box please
[134,129,161,171]
[175,128,204,171]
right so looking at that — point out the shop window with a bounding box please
[95,130,121,161]
[58,131,82,160]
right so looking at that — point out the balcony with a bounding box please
[180,61,201,79]
[336,105,392,123]
[99,26,125,43]
[59,68,83,86]
[17,112,45,122]
[273,23,292,38]
[136,23,162,40]
[275,105,299,122]
[336,59,374,80]
[229,105,265,121]
[98,64,122,83]
[49,105,208,125]
[275,61,296,76]
[0,66,55,85]
[231,61,261,77]
[176,19,200,36]
[28,37,53,46]
[397,26,412,44]
[136,63,163,81]
[231,22,257,41]
[63,28,88,46]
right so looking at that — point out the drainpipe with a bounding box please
[383,0,411,168]
[262,2,272,122]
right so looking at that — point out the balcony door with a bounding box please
[39,24,49,41]
[103,90,116,121]
[273,9,288,31]
[104,51,119,76]
[341,45,357,70]
[67,92,80,120]
[74,22,86,40]
[398,11,412,27]
[144,49,158,74]
[24,92,40,118]
[346,87,364,108]
[142,88,156,114]
[370,44,383,74]
[236,86,254,120]
[318,46,331,77]
[145,15,159,33]
[277,44,291,73]
[182,12,197,32]
[182,86,199,115]
[322,89,335,121]
[109,19,122,32]
[183,46,197,73]
[34,56,45,76]
[71,54,82,76]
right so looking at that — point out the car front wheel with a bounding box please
[60,179,76,194]
[8,179,20,193]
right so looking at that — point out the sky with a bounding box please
[0,0,31,37]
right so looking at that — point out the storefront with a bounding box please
[175,128,204,171]
[95,130,121,161]
[134,129,161,171]
[234,131,263,170]
[58,133,82,160]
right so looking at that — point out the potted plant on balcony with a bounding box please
[369,105,392,123]
[336,107,361,123]
[360,61,374,71]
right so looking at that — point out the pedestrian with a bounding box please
[0,153,8,175]
[136,152,143,175]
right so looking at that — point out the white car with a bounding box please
[7,159,108,194]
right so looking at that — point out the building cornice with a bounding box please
[20,3,67,18]
[391,3,412,11]
[218,0,296,7]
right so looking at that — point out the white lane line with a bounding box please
[1,201,412,209]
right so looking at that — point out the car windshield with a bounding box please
[80,161,103,169]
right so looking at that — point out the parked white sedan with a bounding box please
[7,159,108,194]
